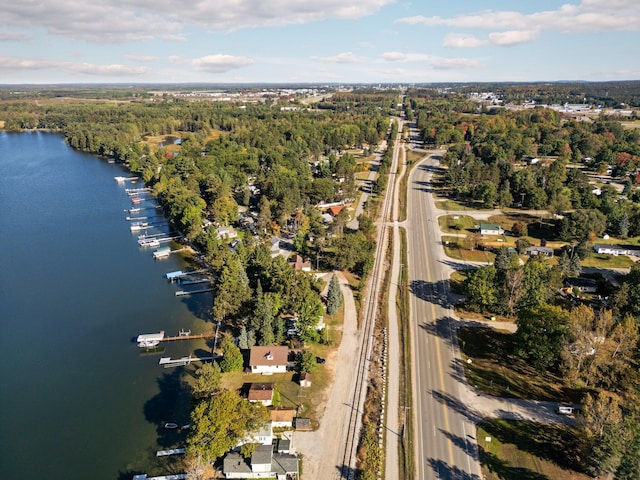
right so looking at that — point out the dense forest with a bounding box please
[0,89,400,346]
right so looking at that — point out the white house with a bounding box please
[594,244,640,257]
[249,346,289,374]
[216,226,238,240]
[270,408,295,428]
[480,223,504,236]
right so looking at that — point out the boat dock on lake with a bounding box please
[156,448,185,457]
[136,330,215,348]
[153,246,188,259]
[126,187,152,195]
[159,354,216,368]
[175,288,214,296]
[165,269,209,282]
[114,176,138,183]
[132,474,186,480]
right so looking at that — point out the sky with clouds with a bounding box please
[1,0,639,84]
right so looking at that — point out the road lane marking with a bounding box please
[417,169,455,469]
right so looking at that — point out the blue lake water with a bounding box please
[0,132,212,480]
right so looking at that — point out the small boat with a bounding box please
[164,423,179,429]
[131,196,143,204]
[138,238,160,248]
[180,424,190,430]
[137,331,165,348]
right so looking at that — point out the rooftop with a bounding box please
[249,346,289,366]
[248,383,274,401]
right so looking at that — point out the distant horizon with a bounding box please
[1,1,639,84]
[1,79,639,88]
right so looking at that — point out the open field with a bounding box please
[581,253,636,268]
[477,419,590,480]
[442,235,496,263]
[438,214,477,234]
[458,327,583,403]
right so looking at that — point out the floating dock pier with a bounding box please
[161,332,216,342]
[156,448,185,457]
[175,288,214,296]
[115,176,138,183]
[159,355,215,368]
[165,269,209,282]
[136,330,215,348]
[132,474,186,480]
[154,247,188,259]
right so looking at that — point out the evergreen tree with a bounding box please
[213,256,252,323]
[237,326,250,350]
[326,274,343,315]
[219,336,244,372]
[569,253,582,277]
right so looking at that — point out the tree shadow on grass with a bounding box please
[480,419,585,472]
[478,446,549,480]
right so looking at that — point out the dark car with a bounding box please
[315,356,326,364]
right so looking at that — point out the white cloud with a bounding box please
[67,63,147,76]
[124,54,158,62]
[488,30,539,46]
[0,55,147,76]
[443,34,487,49]
[379,51,483,69]
[170,54,254,73]
[1,0,394,43]
[312,52,367,64]
[0,56,58,70]
[382,52,431,62]
[397,1,640,33]
[429,57,484,70]
[0,29,29,41]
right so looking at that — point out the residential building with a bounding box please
[270,408,295,428]
[248,383,274,406]
[480,223,504,236]
[249,346,289,374]
[564,277,598,293]
[594,244,640,257]
[216,225,238,240]
[223,445,299,480]
[525,246,554,257]
[288,254,312,272]
[299,372,312,388]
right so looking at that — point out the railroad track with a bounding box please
[338,119,402,479]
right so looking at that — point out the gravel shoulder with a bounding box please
[295,271,360,479]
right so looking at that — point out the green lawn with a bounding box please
[438,214,477,234]
[458,327,582,402]
[434,199,470,211]
[478,420,590,480]
[581,253,636,268]
[442,236,496,263]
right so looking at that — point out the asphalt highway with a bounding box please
[407,154,483,480]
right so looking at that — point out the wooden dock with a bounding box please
[156,448,185,457]
[159,355,216,368]
[160,332,215,342]
[175,287,213,296]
